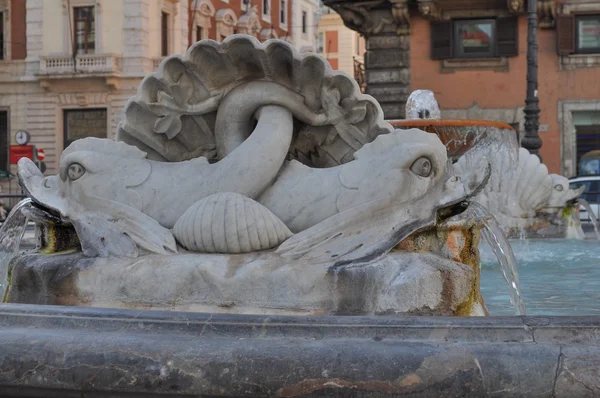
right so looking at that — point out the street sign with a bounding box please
[9,145,34,164]
[37,148,45,161]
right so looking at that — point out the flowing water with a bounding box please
[466,203,526,315]
[0,199,32,300]
[481,239,600,316]
[578,199,600,241]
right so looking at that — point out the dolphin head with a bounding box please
[18,138,176,257]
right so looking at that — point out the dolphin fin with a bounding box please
[70,195,177,258]
[276,199,434,268]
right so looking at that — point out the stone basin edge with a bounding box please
[0,304,598,397]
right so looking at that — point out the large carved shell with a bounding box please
[456,147,554,217]
[172,193,292,253]
[117,35,392,167]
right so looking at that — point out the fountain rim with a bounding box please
[387,119,516,130]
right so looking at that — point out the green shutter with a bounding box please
[497,17,518,57]
[431,21,452,59]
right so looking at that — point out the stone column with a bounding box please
[327,0,411,120]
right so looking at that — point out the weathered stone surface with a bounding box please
[6,251,476,316]
[366,68,410,85]
[366,34,410,50]
[2,304,599,397]
[380,102,406,119]
[365,84,411,103]
[365,49,410,69]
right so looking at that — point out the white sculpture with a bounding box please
[18,36,489,266]
[403,89,584,233]
[405,89,441,120]
[455,139,584,230]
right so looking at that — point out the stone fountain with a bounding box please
[392,90,586,239]
[1,36,599,397]
[4,36,491,317]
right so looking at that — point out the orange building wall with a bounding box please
[410,15,600,174]
[325,30,338,53]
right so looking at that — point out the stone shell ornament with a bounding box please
[173,193,292,253]
[117,34,393,167]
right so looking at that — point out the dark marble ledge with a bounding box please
[0,304,599,397]
[0,304,600,343]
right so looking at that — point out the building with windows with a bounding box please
[186,0,297,46]
[0,0,313,201]
[316,5,365,84]
[324,0,600,177]
[288,0,319,52]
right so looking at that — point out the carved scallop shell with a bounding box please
[172,192,293,253]
[117,34,392,167]
[455,147,554,217]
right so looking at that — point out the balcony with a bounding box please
[38,54,121,77]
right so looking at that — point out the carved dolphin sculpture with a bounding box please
[19,128,488,261]
[18,104,297,258]
[275,129,491,266]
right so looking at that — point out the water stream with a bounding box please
[0,198,32,300]
[577,198,600,241]
[467,202,526,315]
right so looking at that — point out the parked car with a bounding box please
[569,175,600,222]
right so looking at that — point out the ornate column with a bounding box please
[326,0,411,119]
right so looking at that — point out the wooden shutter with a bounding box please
[431,21,452,59]
[496,17,518,57]
[557,15,575,55]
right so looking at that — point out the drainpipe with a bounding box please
[522,0,542,159]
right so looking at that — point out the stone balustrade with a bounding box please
[38,54,121,75]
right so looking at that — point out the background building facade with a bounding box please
[0,0,317,203]
[316,5,365,82]
[324,0,600,177]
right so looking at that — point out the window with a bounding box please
[263,0,270,16]
[196,25,203,42]
[576,15,600,53]
[302,11,307,34]
[74,6,95,55]
[454,19,495,58]
[431,17,518,60]
[64,109,107,149]
[280,0,286,26]
[0,12,3,60]
[161,12,169,56]
[557,14,600,57]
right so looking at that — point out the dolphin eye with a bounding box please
[410,157,432,177]
[67,163,86,181]
[554,184,564,192]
